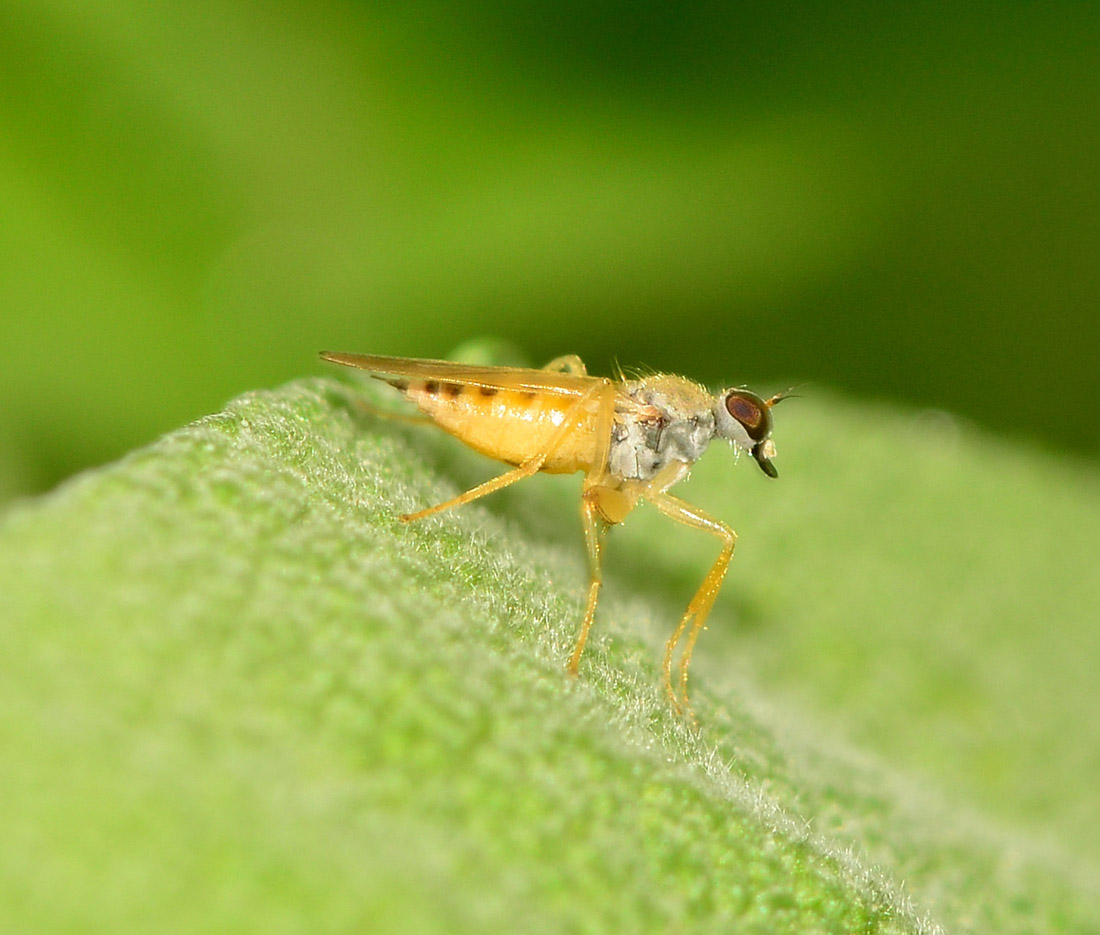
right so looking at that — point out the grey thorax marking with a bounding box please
[608,383,716,481]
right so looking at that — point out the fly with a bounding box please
[321,350,786,720]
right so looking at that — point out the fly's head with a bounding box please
[714,388,790,478]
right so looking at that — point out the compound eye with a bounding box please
[725,392,769,441]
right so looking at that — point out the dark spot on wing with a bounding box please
[423,380,439,395]
[443,382,463,398]
[478,386,499,397]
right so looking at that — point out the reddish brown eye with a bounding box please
[723,390,774,443]
[726,394,762,430]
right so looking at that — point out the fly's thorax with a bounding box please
[608,376,717,480]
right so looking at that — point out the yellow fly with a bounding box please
[321,350,785,718]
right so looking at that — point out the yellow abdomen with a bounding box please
[406,382,600,474]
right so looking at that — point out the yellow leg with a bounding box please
[401,379,610,522]
[402,458,544,522]
[568,496,606,675]
[650,492,736,721]
[565,379,628,673]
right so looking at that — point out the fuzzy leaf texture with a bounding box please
[1,378,1098,934]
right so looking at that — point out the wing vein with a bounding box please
[320,352,601,396]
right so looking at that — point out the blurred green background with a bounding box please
[1,0,1098,502]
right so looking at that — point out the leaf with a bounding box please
[1,379,1097,934]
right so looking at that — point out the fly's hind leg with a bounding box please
[400,379,611,523]
[649,492,737,720]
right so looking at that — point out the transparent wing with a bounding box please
[320,352,605,397]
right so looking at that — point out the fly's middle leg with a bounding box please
[568,494,606,675]
[564,381,623,675]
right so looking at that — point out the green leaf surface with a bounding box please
[1,379,1098,933]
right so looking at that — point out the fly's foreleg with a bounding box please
[649,492,737,720]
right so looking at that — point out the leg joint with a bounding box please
[583,485,634,525]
